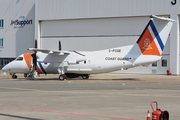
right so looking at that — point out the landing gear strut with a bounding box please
[57,64,67,81]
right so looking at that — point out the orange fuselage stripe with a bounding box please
[23,53,43,74]
[24,53,32,70]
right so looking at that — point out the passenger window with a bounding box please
[16,57,23,61]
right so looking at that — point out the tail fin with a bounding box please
[136,15,174,56]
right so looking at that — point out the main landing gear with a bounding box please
[12,74,17,79]
[59,74,67,81]
[82,75,89,79]
[57,66,67,81]
[57,63,90,81]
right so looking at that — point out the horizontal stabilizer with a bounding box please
[151,15,176,22]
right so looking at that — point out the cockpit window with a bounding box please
[16,57,23,61]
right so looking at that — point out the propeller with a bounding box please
[31,39,37,71]
[31,52,37,70]
[28,39,37,78]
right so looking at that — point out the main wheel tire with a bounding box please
[24,74,27,78]
[82,75,89,79]
[59,74,67,81]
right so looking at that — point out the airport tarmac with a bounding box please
[0,73,180,120]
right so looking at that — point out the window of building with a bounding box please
[152,62,157,67]
[0,19,4,28]
[162,59,167,67]
[0,39,3,47]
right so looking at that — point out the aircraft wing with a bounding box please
[28,48,70,55]
[27,48,85,56]
[27,48,86,64]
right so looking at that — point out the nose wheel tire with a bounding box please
[59,74,67,81]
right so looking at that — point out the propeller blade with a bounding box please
[59,40,61,51]
[28,39,38,78]
[31,53,37,70]
[35,39,37,48]
[33,39,37,70]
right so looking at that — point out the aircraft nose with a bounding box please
[1,63,12,75]
[1,63,11,72]
[2,65,7,72]
[1,66,5,72]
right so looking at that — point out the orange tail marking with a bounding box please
[138,28,160,56]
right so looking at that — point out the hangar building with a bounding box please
[0,0,180,75]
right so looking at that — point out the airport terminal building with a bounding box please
[0,0,180,75]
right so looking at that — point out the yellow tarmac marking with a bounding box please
[0,87,44,92]
[0,87,180,98]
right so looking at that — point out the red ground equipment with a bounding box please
[167,69,171,75]
[150,101,169,120]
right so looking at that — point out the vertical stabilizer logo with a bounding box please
[138,27,160,56]
[142,38,152,50]
[10,16,33,28]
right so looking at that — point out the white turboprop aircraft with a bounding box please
[2,15,175,80]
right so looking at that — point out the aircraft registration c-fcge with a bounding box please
[2,15,175,80]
